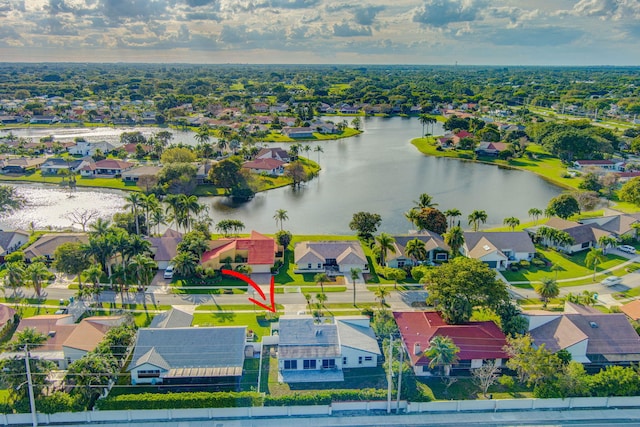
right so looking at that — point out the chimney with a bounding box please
[413,342,421,355]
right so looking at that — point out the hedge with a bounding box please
[95,391,263,410]
[264,389,387,406]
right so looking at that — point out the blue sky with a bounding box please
[0,0,639,65]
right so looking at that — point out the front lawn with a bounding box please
[191,312,278,341]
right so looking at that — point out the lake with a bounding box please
[0,118,562,234]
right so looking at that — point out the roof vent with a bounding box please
[483,245,491,251]
[589,321,598,328]
[48,331,56,337]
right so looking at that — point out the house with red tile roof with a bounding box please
[201,231,282,273]
[393,311,509,376]
[242,158,286,176]
[80,159,134,177]
[620,299,640,321]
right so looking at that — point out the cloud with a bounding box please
[333,22,372,37]
[97,0,169,23]
[413,0,486,28]
[184,0,218,6]
[353,5,384,26]
[571,0,640,20]
[489,26,584,46]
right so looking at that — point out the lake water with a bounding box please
[0,118,562,234]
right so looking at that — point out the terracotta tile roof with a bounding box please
[242,158,285,170]
[201,231,276,265]
[394,311,508,366]
[0,304,16,328]
[620,300,640,321]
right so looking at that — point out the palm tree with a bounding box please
[194,124,210,145]
[418,114,437,136]
[413,193,438,209]
[585,247,607,281]
[315,292,327,316]
[150,208,166,236]
[303,293,312,310]
[140,194,160,236]
[124,193,143,235]
[374,233,396,266]
[164,194,182,231]
[303,144,311,159]
[405,238,427,264]
[26,262,49,298]
[550,262,562,280]
[4,261,25,298]
[89,218,110,236]
[130,254,157,290]
[314,145,323,164]
[528,208,543,225]
[535,277,560,308]
[172,252,199,277]
[404,209,420,230]
[273,209,289,231]
[178,194,201,232]
[314,272,329,293]
[426,336,460,376]
[468,210,488,232]
[597,235,617,255]
[444,208,461,229]
[503,216,520,231]
[444,226,464,257]
[374,286,389,307]
[350,268,361,306]
[83,264,103,288]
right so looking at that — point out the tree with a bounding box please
[0,184,25,215]
[26,261,49,298]
[275,230,293,249]
[579,172,603,192]
[546,194,580,219]
[374,286,390,307]
[444,208,462,229]
[0,356,55,409]
[413,193,438,209]
[620,177,640,206]
[443,225,464,257]
[8,327,47,351]
[130,254,157,290]
[284,161,309,188]
[585,247,606,281]
[528,208,543,225]
[535,277,559,308]
[315,292,327,315]
[468,210,488,231]
[503,216,520,231]
[472,360,501,398]
[209,159,242,194]
[313,145,324,164]
[160,146,196,164]
[171,252,199,277]
[124,193,143,235]
[426,336,460,376]
[349,211,382,240]
[425,257,509,324]
[66,351,117,404]
[374,233,396,266]
[350,268,361,306]
[385,267,406,289]
[413,208,447,234]
[314,272,329,293]
[597,235,617,254]
[504,334,562,389]
[273,209,289,231]
[53,242,91,288]
[405,238,427,264]
[4,261,25,297]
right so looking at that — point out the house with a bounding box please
[127,326,246,389]
[1,157,45,174]
[580,213,640,240]
[620,300,640,322]
[0,115,24,124]
[201,231,281,273]
[146,229,183,270]
[6,315,126,369]
[539,217,612,253]
[282,127,314,139]
[242,158,286,176]
[41,157,92,175]
[0,304,17,336]
[67,140,119,157]
[255,147,290,163]
[294,241,369,274]
[23,233,89,262]
[149,307,193,328]
[122,143,153,156]
[276,316,381,383]
[29,115,59,125]
[573,160,621,171]
[394,311,509,376]
[0,229,29,259]
[475,141,509,156]
[80,159,134,177]
[462,232,536,270]
[386,232,450,268]
[526,302,640,366]
[121,165,162,182]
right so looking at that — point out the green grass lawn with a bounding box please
[423,377,533,400]
[0,170,141,191]
[191,312,278,340]
[195,304,285,311]
[261,128,361,143]
[501,246,630,284]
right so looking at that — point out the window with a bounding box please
[284,360,297,370]
[343,357,347,365]
[397,261,405,268]
[303,359,317,370]
[317,263,322,269]
[322,359,336,369]
[581,242,590,249]
[138,369,161,378]
[358,356,363,365]
[436,253,448,261]
[307,263,312,269]
[364,356,373,361]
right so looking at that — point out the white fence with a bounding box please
[3,396,640,426]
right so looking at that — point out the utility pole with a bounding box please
[24,346,38,427]
[396,343,404,414]
[386,334,393,414]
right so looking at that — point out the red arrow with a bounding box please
[221,269,276,313]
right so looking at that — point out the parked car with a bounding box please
[617,245,637,254]
[163,265,174,279]
[601,276,622,287]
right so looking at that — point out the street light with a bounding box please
[21,346,38,427]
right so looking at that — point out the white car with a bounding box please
[601,276,622,287]
[617,245,637,254]
[163,265,174,279]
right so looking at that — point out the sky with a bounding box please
[0,0,639,65]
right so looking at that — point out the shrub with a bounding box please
[95,391,263,410]
[531,258,546,268]
[518,260,530,269]
[264,389,386,406]
[38,392,82,414]
[499,375,515,389]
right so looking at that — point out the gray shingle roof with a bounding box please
[294,241,366,265]
[149,307,193,328]
[463,232,535,254]
[278,316,340,359]
[128,327,246,375]
[390,232,450,258]
[336,319,381,356]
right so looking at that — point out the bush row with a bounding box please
[264,389,387,406]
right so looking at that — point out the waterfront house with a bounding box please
[462,231,535,270]
[241,158,286,176]
[294,241,369,274]
[80,159,134,177]
[201,231,281,273]
[121,165,163,182]
[255,147,291,163]
[475,141,509,156]
[0,229,29,260]
[282,127,315,139]
[146,229,183,270]
[1,157,45,174]
[386,232,450,268]
[23,233,89,262]
[41,157,92,175]
[537,217,612,254]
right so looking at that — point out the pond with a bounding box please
[0,117,562,234]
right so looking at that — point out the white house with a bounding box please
[67,140,120,157]
[462,232,535,270]
[294,241,369,274]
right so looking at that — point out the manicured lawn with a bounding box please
[423,377,533,400]
[261,128,361,143]
[501,247,630,283]
[195,304,284,311]
[240,358,260,392]
[0,170,141,191]
[191,312,278,340]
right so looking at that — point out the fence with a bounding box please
[3,396,640,426]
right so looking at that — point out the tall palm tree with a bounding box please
[83,264,103,288]
[273,209,289,231]
[172,252,198,277]
[373,286,389,307]
[5,261,25,298]
[164,194,182,231]
[178,194,200,232]
[124,193,143,235]
[315,292,327,316]
[585,248,607,281]
[418,114,437,136]
[503,216,520,231]
[314,272,329,293]
[404,209,421,230]
[140,194,160,236]
[426,336,460,376]
[535,277,559,308]
[528,208,543,225]
[374,233,396,266]
[405,238,427,264]
[26,262,49,298]
[314,145,323,164]
[468,210,488,232]
[150,207,166,236]
[194,124,210,145]
[444,208,462,229]
[303,144,312,159]
[413,193,438,209]
[444,226,465,257]
[130,254,157,290]
[597,235,617,255]
[89,218,110,236]
[350,268,361,306]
